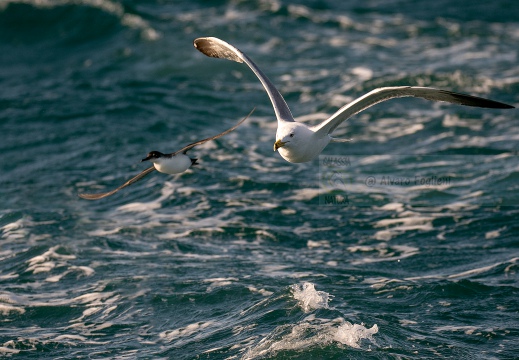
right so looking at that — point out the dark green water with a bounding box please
[1,1,518,358]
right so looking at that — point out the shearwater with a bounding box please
[79,108,254,200]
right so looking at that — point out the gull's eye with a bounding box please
[289,133,294,138]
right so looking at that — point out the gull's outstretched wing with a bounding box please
[170,107,255,156]
[194,37,295,123]
[78,166,156,200]
[314,86,514,137]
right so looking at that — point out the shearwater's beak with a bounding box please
[142,151,163,162]
[273,139,287,152]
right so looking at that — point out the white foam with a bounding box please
[45,265,94,283]
[485,228,504,239]
[306,240,330,249]
[0,304,25,315]
[348,244,420,265]
[286,188,322,201]
[442,114,483,131]
[243,317,378,359]
[248,286,274,297]
[1,217,29,241]
[404,257,519,283]
[290,282,331,313]
[372,215,435,241]
[71,291,118,306]
[434,325,478,335]
[399,319,418,326]
[26,246,76,275]
[0,346,19,355]
[204,277,238,292]
[160,321,214,342]
[53,334,87,342]
[116,195,166,213]
[351,66,374,80]
[334,322,379,348]
[374,216,435,229]
[376,202,405,212]
[447,259,517,279]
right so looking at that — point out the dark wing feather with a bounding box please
[170,107,255,156]
[78,166,156,200]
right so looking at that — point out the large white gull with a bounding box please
[194,37,514,163]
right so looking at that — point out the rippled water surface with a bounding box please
[1,0,518,358]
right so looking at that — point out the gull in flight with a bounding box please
[194,37,514,163]
[79,108,254,200]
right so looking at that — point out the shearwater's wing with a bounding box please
[170,108,255,156]
[78,166,156,200]
[194,37,295,123]
[313,86,514,137]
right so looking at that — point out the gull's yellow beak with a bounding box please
[273,139,287,152]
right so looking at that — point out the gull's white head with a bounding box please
[274,122,329,163]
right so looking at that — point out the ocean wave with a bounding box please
[1,1,517,358]
[237,282,378,358]
[243,316,378,359]
[0,0,159,44]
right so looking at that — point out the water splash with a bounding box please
[290,282,332,313]
[243,316,378,359]
[334,321,379,348]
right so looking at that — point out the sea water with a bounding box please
[0,0,518,358]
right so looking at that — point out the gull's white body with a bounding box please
[150,153,193,174]
[276,122,331,163]
[194,37,514,163]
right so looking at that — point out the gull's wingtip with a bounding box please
[193,37,208,48]
[194,36,224,46]
[437,90,515,109]
[193,37,244,63]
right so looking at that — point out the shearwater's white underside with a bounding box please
[152,154,192,174]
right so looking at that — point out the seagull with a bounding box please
[193,37,514,163]
[78,108,254,200]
